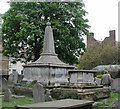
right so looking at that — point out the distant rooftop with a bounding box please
[93,65,120,71]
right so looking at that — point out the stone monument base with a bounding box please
[23,64,74,86]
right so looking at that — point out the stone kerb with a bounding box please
[32,83,45,103]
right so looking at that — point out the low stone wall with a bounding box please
[51,88,111,101]
[14,86,33,97]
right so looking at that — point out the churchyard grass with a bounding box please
[0,90,3,94]
[18,80,37,88]
[94,89,120,108]
[1,90,119,108]
[2,96,34,108]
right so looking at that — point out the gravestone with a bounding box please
[95,78,101,85]
[4,89,12,102]
[2,78,8,91]
[8,73,14,84]
[111,78,120,91]
[13,70,18,84]
[33,83,45,103]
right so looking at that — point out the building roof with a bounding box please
[93,65,120,71]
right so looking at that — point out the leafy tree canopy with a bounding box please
[79,42,120,69]
[2,1,90,64]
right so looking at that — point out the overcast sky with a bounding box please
[0,0,119,41]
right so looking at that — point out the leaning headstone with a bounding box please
[13,70,18,84]
[2,78,8,91]
[4,89,12,102]
[32,83,45,103]
[95,78,101,85]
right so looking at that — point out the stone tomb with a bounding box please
[68,70,97,85]
[23,22,74,86]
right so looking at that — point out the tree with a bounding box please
[2,2,90,65]
[78,42,119,70]
[0,13,2,43]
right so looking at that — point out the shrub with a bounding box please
[96,74,103,79]
[59,91,79,99]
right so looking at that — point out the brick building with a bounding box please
[87,30,116,46]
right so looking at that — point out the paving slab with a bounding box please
[16,99,94,109]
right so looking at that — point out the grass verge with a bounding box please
[1,96,34,109]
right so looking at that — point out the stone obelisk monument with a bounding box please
[23,22,75,86]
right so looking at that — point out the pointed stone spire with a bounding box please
[41,22,56,55]
[34,22,65,65]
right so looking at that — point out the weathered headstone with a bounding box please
[4,89,12,102]
[111,78,120,92]
[33,83,45,103]
[2,78,8,91]
[95,78,101,85]
[13,70,18,84]
[8,74,14,84]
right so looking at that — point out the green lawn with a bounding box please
[1,90,119,109]
[94,90,120,108]
[1,96,34,109]
[0,90,3,94]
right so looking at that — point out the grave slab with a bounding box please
[16,99,94,109]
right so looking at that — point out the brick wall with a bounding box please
[87,30,116,46]
[0,43,9,74]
